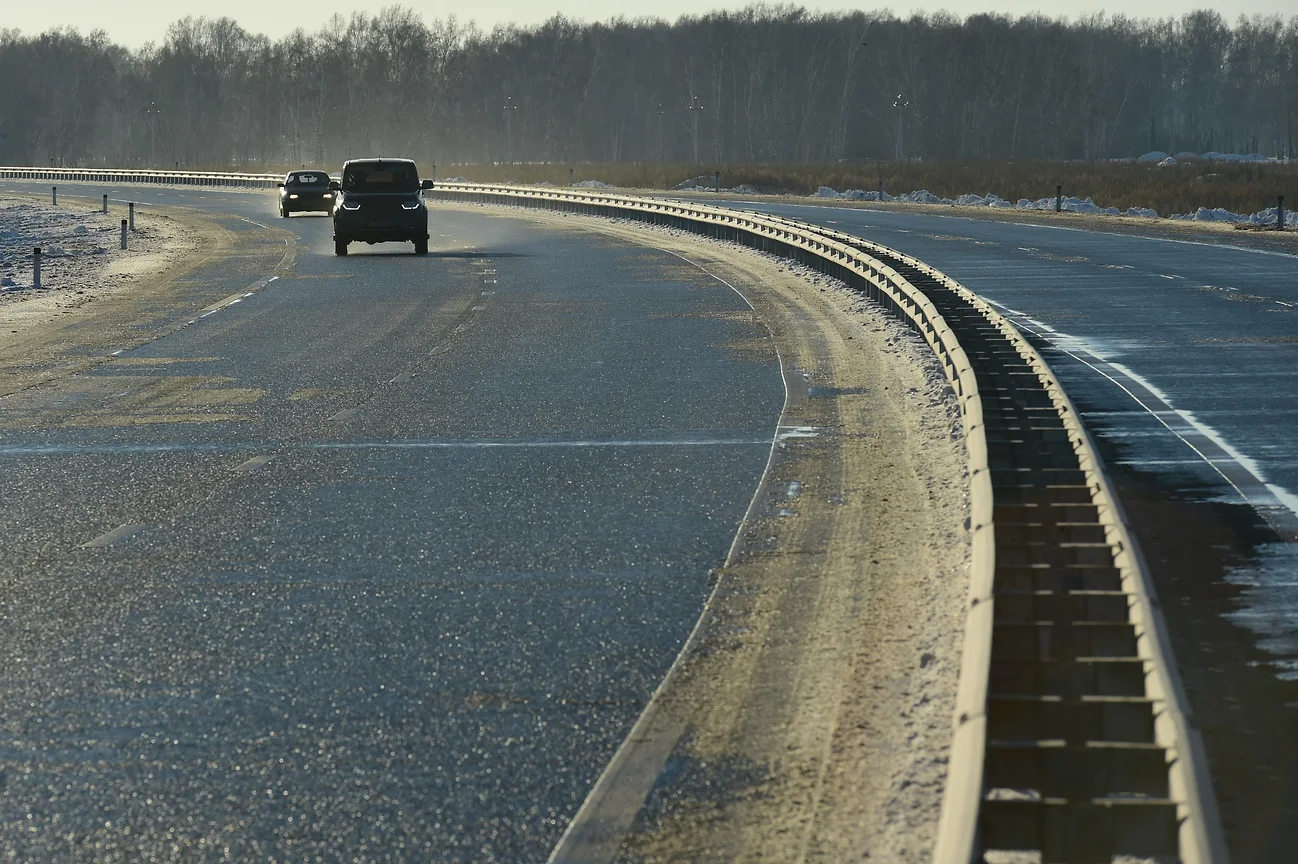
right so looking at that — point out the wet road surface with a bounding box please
[0,184,784,860]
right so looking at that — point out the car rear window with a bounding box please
[342,164,419,193]
[288,173,326,185]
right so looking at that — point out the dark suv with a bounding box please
[330,158,434,256]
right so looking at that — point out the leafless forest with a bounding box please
[1,5,1295,170]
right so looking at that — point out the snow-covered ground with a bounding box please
[1,195,198,329]
[808,185,1298,228]
[1137,150,1280,165]
[0,200,120,290]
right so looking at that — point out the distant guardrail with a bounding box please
[0,166,280,187]
[0,166,1227,864]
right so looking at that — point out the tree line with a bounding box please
[1,5,1295,171]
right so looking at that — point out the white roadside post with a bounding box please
[128,202,135,230]
[120,219,128,250]
[33,247,41,289]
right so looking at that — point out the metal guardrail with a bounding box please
[0,167,1226,863]
[428,182,1227,864]
[0,166,280,187]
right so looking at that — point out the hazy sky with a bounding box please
[8,0,1295,48]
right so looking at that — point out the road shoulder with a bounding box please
[0,194,292,398]
[449,204,971,861]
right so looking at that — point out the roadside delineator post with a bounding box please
[1055,184,1062,212]
[128,202,135,230]
[1279,196,1286,231]
[120,219,128,250]
[51,186,57,206]
[714,171,720,193]
[102,194,108,214]
[569,168,574,186]
[33,247,41,289]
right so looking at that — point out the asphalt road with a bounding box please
[720,198,1298,861]
[5,182,1298,860]
[0,184,784,861]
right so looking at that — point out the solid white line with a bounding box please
[309,437,769,451]
[989,301,1298,534]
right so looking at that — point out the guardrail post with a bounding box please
[128,202,135,230]
[33,247,41,289]
[1279,195,1286,231]
[51,186,57,206]
[102,194,108,214]
[714,171,720,193]
[120,219,128,250]
[1055,184,1062,212]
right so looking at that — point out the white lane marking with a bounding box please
[777,425,821,440]
[471,305,487,312]
[233,454,274,473]
[80,522,147,548]
[308,437,770,451]
[199,276,278,315]
[327,408,359,421]
[429,345,451,356]
[0,437,768,457]
[989,300,1298,536]
[388,372,418,383]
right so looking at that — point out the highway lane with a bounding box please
[719,198,1298,861]
[0,184,785,860]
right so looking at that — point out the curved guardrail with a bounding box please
[0,167,1226,863]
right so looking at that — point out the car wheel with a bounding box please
[280,205,289,218]
[334,238,349,256]
[414,238,429,255]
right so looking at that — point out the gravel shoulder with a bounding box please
[450,203,971,861]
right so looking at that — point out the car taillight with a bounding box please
[341,202,361,211]
[400,200,420,210]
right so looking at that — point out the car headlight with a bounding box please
[341,202,361,211]
[288,194,299,199]
[400,200,421,210]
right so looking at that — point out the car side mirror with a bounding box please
[421,179,435,190]
[328,180,341,191]
[276,182,285,187]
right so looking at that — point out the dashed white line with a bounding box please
[233,454,275,473]
[80,522,147,548]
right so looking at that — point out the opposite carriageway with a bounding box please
[0,167,1226,863]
